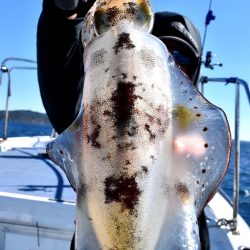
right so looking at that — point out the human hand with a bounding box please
[53,0,95,18]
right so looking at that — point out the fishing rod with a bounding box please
[201,0,215,56]
[201,0,223,70]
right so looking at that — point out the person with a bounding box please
[37,0,202,134]
[37,1,208,249]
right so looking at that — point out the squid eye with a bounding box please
[93,0,154,36]
[94,7,111,35]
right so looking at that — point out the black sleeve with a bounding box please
[37,1,85,134]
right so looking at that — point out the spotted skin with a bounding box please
[47,0,231,249]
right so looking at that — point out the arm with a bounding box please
[37,0,94,133]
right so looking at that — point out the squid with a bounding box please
[47,0,231,249]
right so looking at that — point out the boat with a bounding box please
[1,0,250,245]
[0,135,75,250]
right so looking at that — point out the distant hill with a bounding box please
[0,110,50,124]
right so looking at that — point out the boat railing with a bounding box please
[200,76,250,232]
[0,57,37,139]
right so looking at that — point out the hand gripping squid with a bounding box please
[47,0,231,249]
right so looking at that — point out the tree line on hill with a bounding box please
[0,110,50,124]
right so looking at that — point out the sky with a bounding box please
[0,0,249,141]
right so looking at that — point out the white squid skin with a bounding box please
[47,0,231,249]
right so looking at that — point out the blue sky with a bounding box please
[0,0,249,141]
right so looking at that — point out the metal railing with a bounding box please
[200,76,250,232]
[0,57,37,139]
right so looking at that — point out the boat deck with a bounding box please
[0,136,250,249]
[0,136,75,202]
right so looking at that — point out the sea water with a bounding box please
[221,140,250,226]
[0,121,249,226]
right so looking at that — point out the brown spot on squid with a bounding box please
[113,32,135,54]
[104,175,141,213]
[175,182,191,204]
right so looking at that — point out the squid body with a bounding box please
[47,0,231,249]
